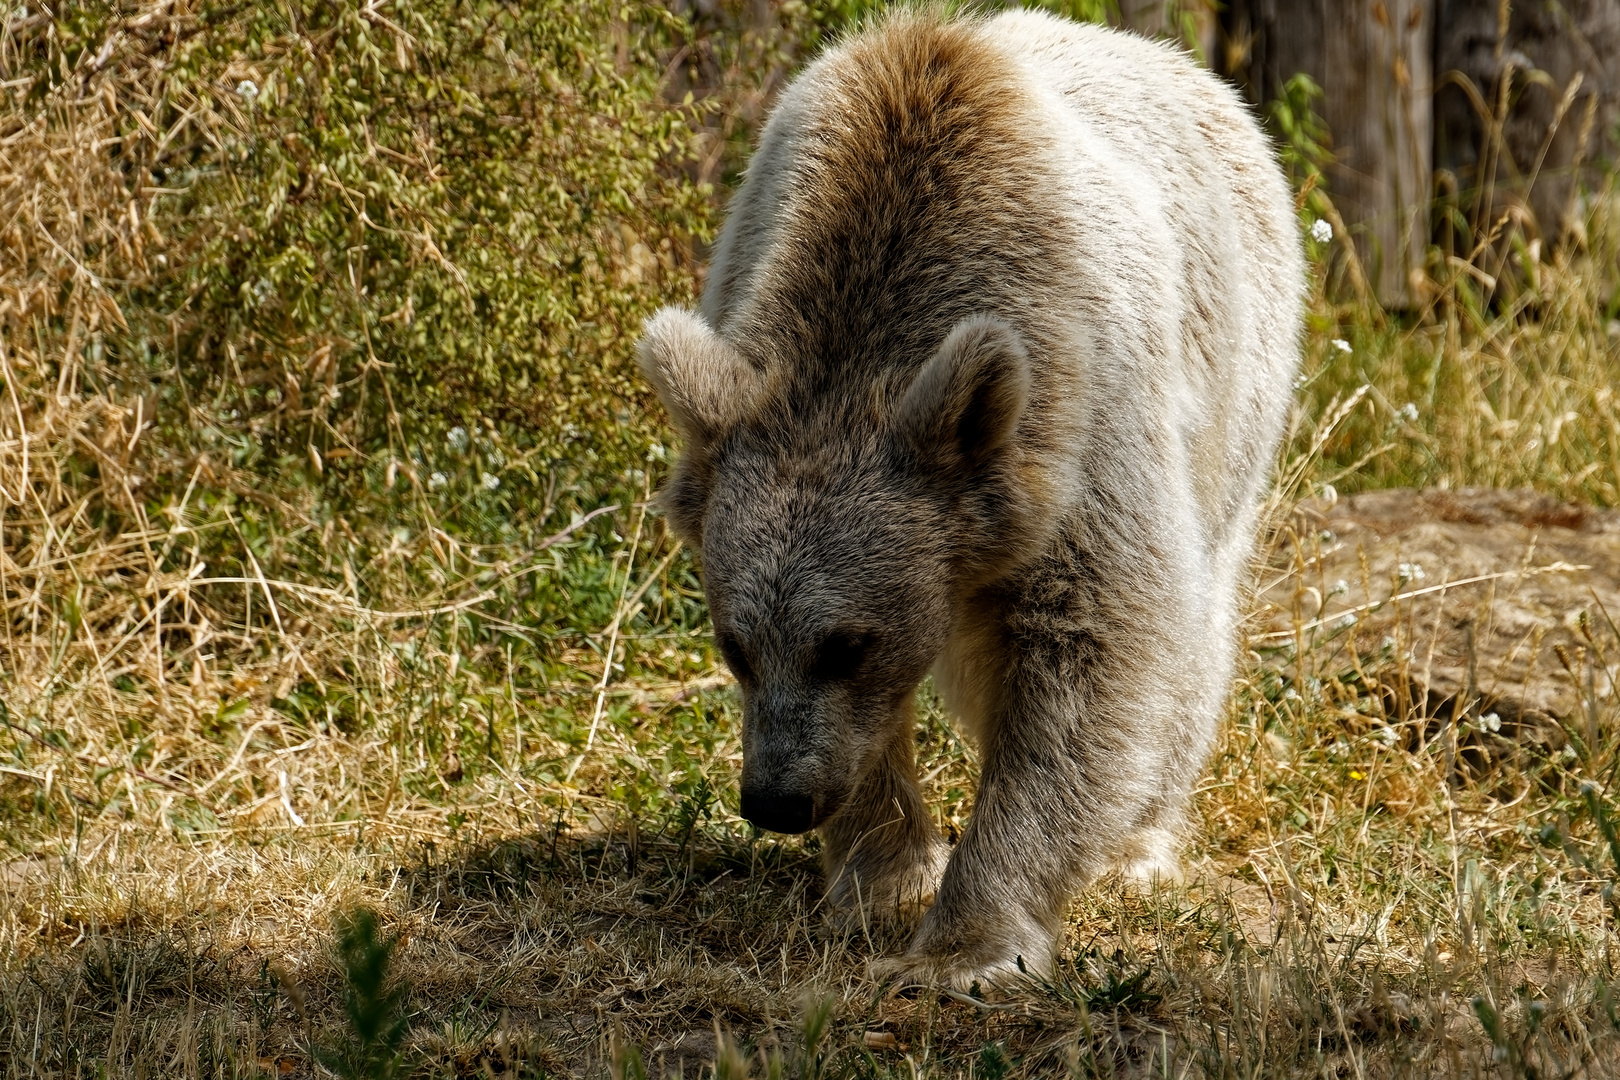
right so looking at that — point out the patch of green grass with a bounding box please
[317,909,410,1080]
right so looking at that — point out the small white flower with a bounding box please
[480,472,500,491]
[236,79,258,100]
[1397,562,1426,583]
[1331,338,1352,354]
[447,426,468,451]
[1330,579,1349,597]
[1399,402,1419,423]
[1480,712,1501,733]
[428,471,448,489]
[1373,726,1397,746]
[1335,612,1358,629]
[1310,218,1333,243]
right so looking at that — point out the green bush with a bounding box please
[0,0,717,803]
[41,0,711,508]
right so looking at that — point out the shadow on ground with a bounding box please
[1,822,1064,1077]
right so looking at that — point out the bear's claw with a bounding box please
[867,950,1035,994]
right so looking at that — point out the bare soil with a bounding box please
[1261,486,1620,743]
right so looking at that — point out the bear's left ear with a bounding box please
[896,316,1030,473]
[637,307,763,445]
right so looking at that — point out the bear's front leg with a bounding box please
[873,631,1192,990]
[869,758,1086,989]
[821,720,949,920]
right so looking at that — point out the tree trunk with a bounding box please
[1221,0,1620,307]
[1434,0,1620,245]
[1117,0,1219,61]
[1222,0,1435,307]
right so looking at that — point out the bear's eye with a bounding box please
[716,630,753,683]
[809,631,873,682]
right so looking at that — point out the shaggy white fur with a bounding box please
[638,9,1303,988]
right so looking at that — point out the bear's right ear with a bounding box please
[637,307,762,444]
[896,315,1031,474]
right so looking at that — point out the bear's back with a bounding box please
[704,15,1081,396]
[699,11,1301,538]
[983,11,1302,536]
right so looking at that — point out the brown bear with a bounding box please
[637,8,1303,988]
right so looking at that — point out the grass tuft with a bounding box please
[318,908,410,1080]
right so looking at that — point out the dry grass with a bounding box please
[6,2,1620,1078]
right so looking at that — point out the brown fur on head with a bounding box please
[640,10,1071,569]
[639,307,1033,832]
[637,12,1067,836]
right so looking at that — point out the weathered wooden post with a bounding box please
[1117,0,1219,61]
[1218,0,1620,307]
[1221,0,1436,306]
[1434,0,1620,246]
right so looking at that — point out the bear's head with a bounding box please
[638,307,1034,833]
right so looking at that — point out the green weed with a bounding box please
[316,909,410,1080]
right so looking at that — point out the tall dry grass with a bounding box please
[0,0,715,857]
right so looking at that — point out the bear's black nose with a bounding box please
[741,788,815,834]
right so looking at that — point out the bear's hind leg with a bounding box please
[1112,820,1185,890]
